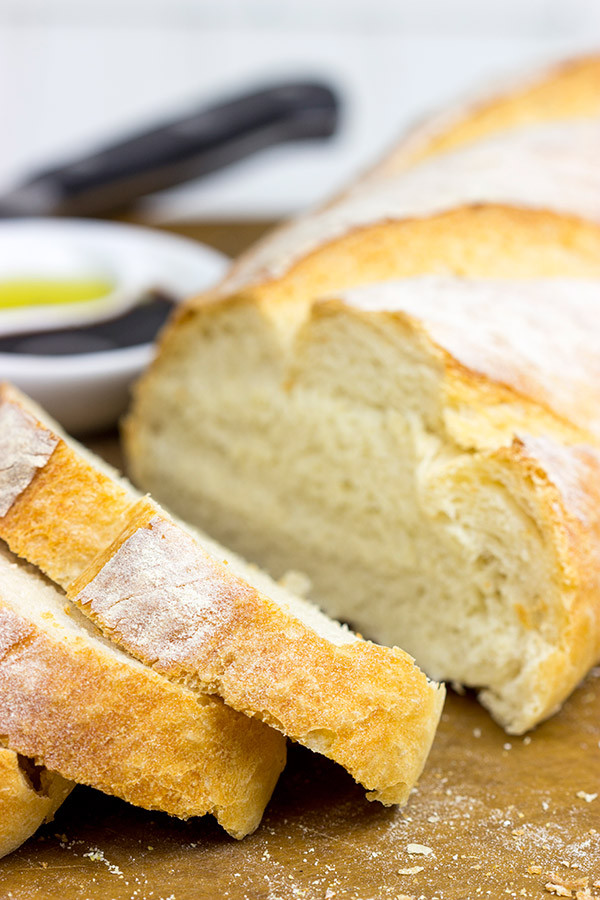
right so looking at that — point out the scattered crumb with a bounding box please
[83,848,123,877]
[575,791,598,803]
[528,865,542,875]
[406,844,433,856]
[503,743,512,751]
[427,815,440,824]
[512,828,524,837]
[545,884,572,897]
[473,728,482,738]
[398,866,424,875]
[547,872,589,891]
[395,895,415,900]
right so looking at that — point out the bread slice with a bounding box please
[0,541,285,838]
[0,746,73,859]
[367,53,600,177]
[123,275,600,734]
[0,385,444,807]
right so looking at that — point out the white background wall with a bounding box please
[0,0,599,219]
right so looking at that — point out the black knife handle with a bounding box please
[22,82,340,216]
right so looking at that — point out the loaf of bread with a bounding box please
[0,385,443,807]
[0,746,72,859]
[124,56,600,734]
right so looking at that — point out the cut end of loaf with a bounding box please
[125,277,600,735]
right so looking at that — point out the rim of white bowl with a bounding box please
[0,343,155,376]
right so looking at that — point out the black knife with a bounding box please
[0,81,340,218]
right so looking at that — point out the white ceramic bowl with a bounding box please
[0,219,229,433]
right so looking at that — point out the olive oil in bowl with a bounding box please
[0,278,114,310]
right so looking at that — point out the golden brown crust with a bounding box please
[0,439,136,588]
[0,748,73,859]
[0,383,137,587]
[69,498,444,805]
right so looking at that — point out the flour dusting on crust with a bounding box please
[0,403,58,516]
[223,121,600,293]
[73,515,251,674]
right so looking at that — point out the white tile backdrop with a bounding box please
[0,0,599,219]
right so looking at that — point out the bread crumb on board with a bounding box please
[545,884,574,897]
[406,843,434,856]
[82,847,123,877]
[542,869,599,900]
[575,791,598,803]
[398,866,424,875]
[547,872,589,891]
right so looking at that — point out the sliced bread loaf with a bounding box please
[0,385,444,807]
[124,275,600,733]
[0,541,285,838]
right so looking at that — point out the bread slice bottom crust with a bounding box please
[0,746,73,859]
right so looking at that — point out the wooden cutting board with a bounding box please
[0,672,598,900]
[1,223,598,900]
